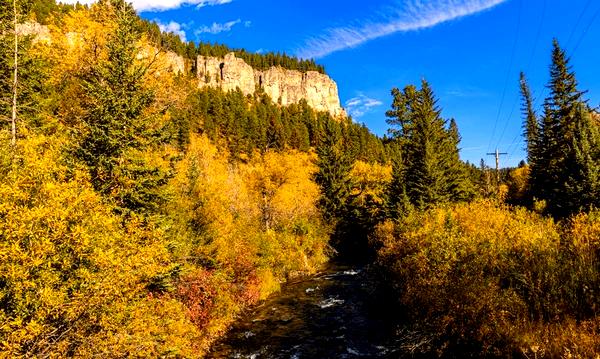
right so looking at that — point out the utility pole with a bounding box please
[487,149,507,184]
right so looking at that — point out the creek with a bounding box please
[207,263,412,358]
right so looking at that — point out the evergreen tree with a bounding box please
[314,118,352,222]
[385,85,418,140]
[74,0,168,214]
[519,72,539,165]
[385,140,411,218]
[532,40,590,217]
[386,80,471,210]
[404,81,448,206]
[563,103,600,213]
[447,118,474,200]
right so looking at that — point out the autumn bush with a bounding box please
[169,134,330,284]
[0,136,201,357]
[0,133,330,357]
[373,200,599,357]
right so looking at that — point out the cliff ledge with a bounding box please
[197,53,346,118]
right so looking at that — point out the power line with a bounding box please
[505,86,544,160]
[487,0,523,153]
[525,0,547,71]
[533,0,599,111]
[507,134,524,158]
[495,0,546,151]
[571,4,600,54]
[495,96,519,149]
[566,0,593,47]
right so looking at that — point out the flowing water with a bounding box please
[207,263,410,359]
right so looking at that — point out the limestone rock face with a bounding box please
[162,50,186,75]
[197,52,346,117]
[137,45,186,75]
[15,21,51,43]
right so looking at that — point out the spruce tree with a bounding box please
[532,40,588,217]
[447,118,474,201]
[74,0,168,214]
[386,80,471,210]
[314,118,352,222]
[385,140,411,218]
[405,81,447,206]
[519,72,539,165]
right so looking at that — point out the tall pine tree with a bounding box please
[530,40,595,217]
[519,72,539,165]
[314,118,352,222]
[386,80,472,211]
[74,0,169,214]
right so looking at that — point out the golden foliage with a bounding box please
[43,7,115,83]
[0,131,331,357]
[507,165,530,204]
[2,3,333,356]
[349,160,392,206]
[164,135,330,351]
[374,201,599,357]
[0,135,200,357]
[170,135,329,276]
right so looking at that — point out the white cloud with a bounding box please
[195,19,241,35]
[156,20,187,41]
[60,0,232,12]
[297,0,508,59]
[195,0,232,8]
[345,94,383,118]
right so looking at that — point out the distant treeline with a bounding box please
[141,20,326,74]
[174,87,385,162]
[31,0,84,24]
[198,43,326,74]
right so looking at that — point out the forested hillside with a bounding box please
[0,0,598,357]
[0,0,386,356]
[0,1,315,356]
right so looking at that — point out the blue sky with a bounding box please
[80,0,600,167]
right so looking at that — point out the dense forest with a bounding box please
[0,0,598,357]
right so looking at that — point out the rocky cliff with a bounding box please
[18,21,345,117]
[197,53,346,117]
